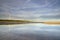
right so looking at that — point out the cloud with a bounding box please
[0,0,60,20]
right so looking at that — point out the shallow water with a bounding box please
[0,23,60,40]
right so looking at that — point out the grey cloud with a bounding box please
[0,0,60,20]
[0,8,5,12]
[40,15,60,19]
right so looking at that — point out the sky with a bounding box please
[0,0,60,20]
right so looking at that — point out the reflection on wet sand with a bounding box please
[0,23,60,40]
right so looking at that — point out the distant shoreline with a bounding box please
[0,19,43,25]
[0,19,60,25]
